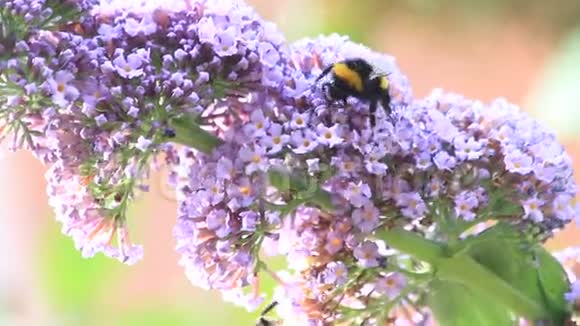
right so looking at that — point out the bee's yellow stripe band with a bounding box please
[379,76,389,90]
[332,63,364,92]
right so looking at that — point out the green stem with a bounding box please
[376,228,446,264]
[308,189,334,212]
[170,116,223,154]
[437,256,548,320]
[268,167,335,213]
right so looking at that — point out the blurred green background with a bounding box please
[1,0,580,325]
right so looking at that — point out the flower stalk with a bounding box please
[377,228,447,264]
[170,116,223,154]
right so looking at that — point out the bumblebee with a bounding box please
[315,58,392,127]
[255,301,281,326]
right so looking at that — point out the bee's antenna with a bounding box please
[315,65,333,82]
[261,301,279,316]
[255,301,279,326]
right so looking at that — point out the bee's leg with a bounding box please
[381,95,392,115]
[321,82,332,101]
[369,99,377,128]
[321,85,337,122]
[381,92,394,124]
[324,85,350,107]
[329,86,346,103]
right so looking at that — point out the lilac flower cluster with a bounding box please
[167,31,420,321]
[0,0,96,26]
[172,140,274,309]
[403,89,578,236]
[0,0,286,264]
[171,30,578,322]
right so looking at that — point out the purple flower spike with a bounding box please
[46,164,143,265]
[1,0,293,266]
[167,29,575,323]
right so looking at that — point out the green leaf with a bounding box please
[427,280,514,326]
[458,223,568,323]
[464,224,542,296]
[461,224,529,284]
[267,168,310,194]
[278,197,307,216]
[534,246,570,324]
[376,228,445,264]
[437,255,547,320]
[268,168,291,193]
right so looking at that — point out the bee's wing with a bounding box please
[367,56,394,80]
[369,66,391,80]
